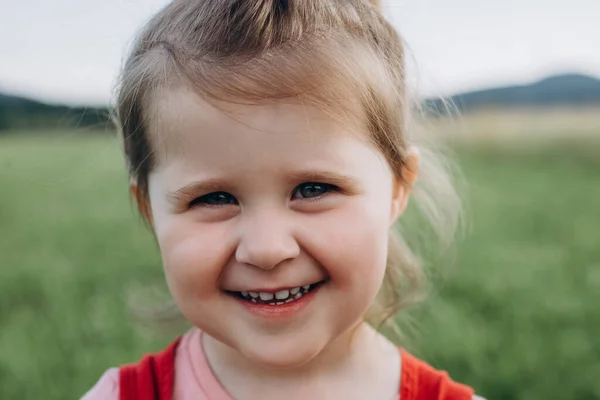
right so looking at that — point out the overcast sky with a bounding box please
[1,0,599,106]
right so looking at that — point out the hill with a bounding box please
[425,74,600,115]
[0,93,110,131]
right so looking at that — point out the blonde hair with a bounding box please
[116,0,461,339]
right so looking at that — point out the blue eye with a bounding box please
[189,192,238,207]
[293,183,337,199]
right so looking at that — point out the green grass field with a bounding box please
[1,131,599,399]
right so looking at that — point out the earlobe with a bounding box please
[389,183,405,227]
[401,147,419,188]
[389,148,420,226]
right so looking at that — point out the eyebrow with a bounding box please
[166,171,363,204]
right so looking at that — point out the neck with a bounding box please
[202,322,392,392]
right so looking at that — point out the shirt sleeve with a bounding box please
[80,368,119,400]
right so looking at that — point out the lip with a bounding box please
[233,282,325,319]
[237,285,306,293]
[225,281,324,294]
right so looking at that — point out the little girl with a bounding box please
[83,0,483,399]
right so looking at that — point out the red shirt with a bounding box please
[118,337,474,400]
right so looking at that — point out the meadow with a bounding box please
[0,115,599,399]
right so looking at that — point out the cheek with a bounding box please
[302,196,391,295]
[154,215,233,301]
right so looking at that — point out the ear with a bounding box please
[130,181,154,227]
[389,147,419,227]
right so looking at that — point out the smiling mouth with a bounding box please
[227,280,327,306]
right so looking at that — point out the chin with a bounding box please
[236,331,328,370]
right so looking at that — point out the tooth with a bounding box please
[294,292,303,300]
[276,302,284,305]
[285,298,294,303]
[251,299,257,303]
[259,292,274,301]
[303,285,310,290]
[275,290,289,300]
[249,292,259,298]
[241,291,248,297]
[290,287,300,295]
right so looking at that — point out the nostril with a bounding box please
[235,237,300,270]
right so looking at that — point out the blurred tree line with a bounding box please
[0,93,111,132]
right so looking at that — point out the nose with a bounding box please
[235,210,300,270]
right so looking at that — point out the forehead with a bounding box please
[146,87,377,170]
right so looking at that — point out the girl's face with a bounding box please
[145,87,411,368]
